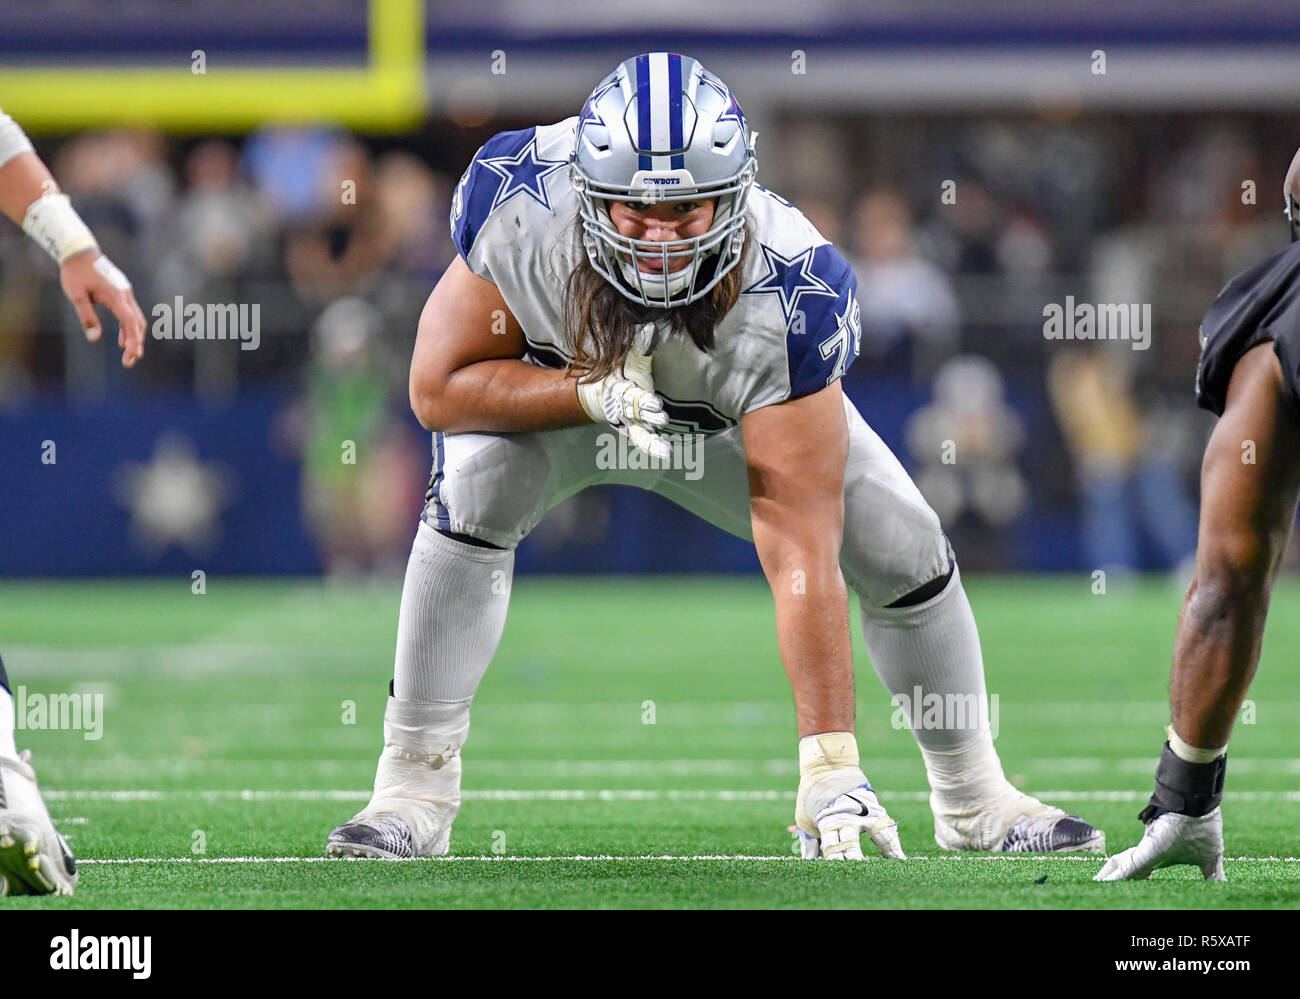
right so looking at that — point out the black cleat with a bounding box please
[326,815,415,860]
[1001,811,1106,854]
[936,790,1106,854]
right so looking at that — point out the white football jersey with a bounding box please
[450,117,862,435]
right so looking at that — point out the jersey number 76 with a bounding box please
[817,298,861,386]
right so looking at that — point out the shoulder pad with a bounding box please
[742,240,861,398]
[449,126,569,269]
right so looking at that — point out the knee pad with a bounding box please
[886,560,956,608]
[427,431,556,549]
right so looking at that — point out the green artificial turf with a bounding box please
[1,575,1297,908]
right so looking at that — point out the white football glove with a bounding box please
[1093,807,1226,882]
[798,785,906,860]
[795,732,906,860]
[576,348,671,461]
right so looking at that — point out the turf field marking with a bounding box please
[30,757,1300,778]
[74,854,1300,865]
[42,789,1300,803]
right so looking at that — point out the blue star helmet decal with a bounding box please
[580,78,618,128]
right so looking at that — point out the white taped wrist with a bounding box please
[22,192,97,263]
[578,376,630,425]
[795,731,868,835]
[576,378,603,423]
[1167,725,1226,764]
[798,731,860,775]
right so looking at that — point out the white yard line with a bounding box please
[27,757,1300,778]
[41,788,1300,803]
[75,854,1300,865]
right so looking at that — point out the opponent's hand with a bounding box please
[60,249,146,368]
[576,349,670,460]
[1093,808,1225,882]
[798,784,906,860]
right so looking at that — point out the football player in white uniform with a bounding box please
[0,107,146,896]
[327,53,1104,861]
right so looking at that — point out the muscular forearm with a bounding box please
[0,150,56,226]
[413,356,591,433]
[0,148,99,264]
[765,549,856,737]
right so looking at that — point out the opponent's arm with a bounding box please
[743,381,903,860]
[410,256,667,453]
[0,112,146,367]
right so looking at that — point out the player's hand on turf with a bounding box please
[1093,808,1226,882]
[576,348,671,460]
[799,784,906,860]
[59,249,146,368]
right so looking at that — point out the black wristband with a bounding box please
[1137,742,1226,822]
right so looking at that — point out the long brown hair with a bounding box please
[563,220,750,379]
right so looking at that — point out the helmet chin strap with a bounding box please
[616,252,700,300]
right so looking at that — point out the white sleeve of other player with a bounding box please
[0,107,36,170]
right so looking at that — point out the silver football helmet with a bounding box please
[570,52,757,308]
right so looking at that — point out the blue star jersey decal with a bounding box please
[744,240,861,399]
[480,142,567,213]
[451,128,567,262]
[743,243,837,327]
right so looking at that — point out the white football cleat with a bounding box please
[934,789,1106,854]
[326,695,466,860]
[1094,808,1226,882]
[0,750,78,896]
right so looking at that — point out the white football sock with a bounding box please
[394,521,514,703]
[859,565,1010,803]
[356,522,513,855]
[0,686,17,760]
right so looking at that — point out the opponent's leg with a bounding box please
[0,652,78,894]
[1097,342,1300,881]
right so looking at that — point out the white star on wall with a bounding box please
[113,434,233,558]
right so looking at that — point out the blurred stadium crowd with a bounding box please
[2,106,1297,575]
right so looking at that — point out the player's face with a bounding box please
[608,198,717,274]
